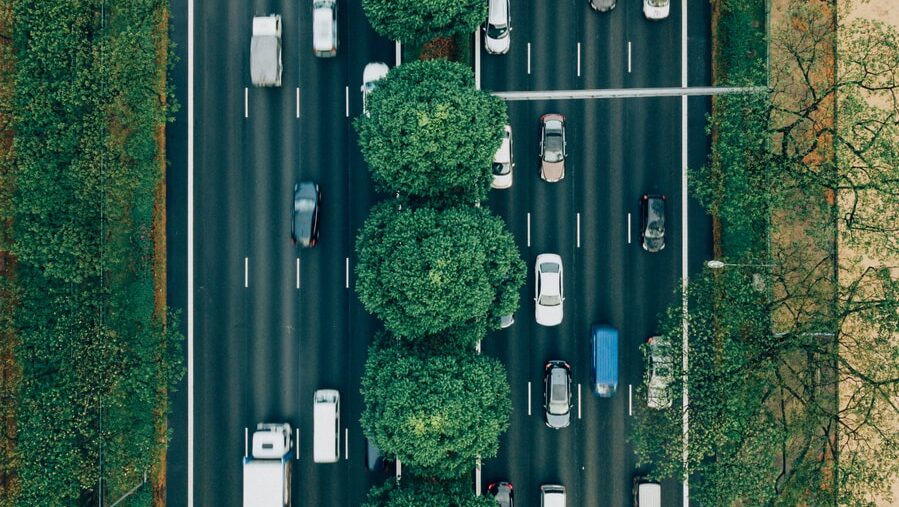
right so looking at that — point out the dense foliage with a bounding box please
[3,0,182,504]
[355,60,506,204]
[362,0,486,46]
[361,336,512,479]
[355,202,525,344]
[363,477,497,507]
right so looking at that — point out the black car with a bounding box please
[487,481,514,507]
[365,438,393,473]
[292,182,320,247]
[640,194,666,252]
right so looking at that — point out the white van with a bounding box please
[633,478,661,507]
[313,389,340,463]
[540,484,566,507]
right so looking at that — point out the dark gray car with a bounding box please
[292,182,320,247]
[641,194,666,252]
[590,0,616,11]
[543,360,572,429]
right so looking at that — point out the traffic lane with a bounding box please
[578,0,628,90]
[626,0,681,88]
[530,0,580,91]
[687,0,712,87]
[478,0,531,91]
[687,96,713,276]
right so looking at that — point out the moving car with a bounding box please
[590,0,616,11]
[539,114,567,182]
[492,124,514,189]
[540,484,566,507]
[633,477,662,507]
[591,325,619,397]
[643,0,670,20]
[484,0,511,55]
[292,182,321,247]
[535,254,564,326]
[312,389,340,463]
[543,360,572,429]
[250,15,282,87]
[361,62,389,116]
[640,194,666,252]
[312,0,338,57]
[646,335,673,409]
[488,481,514,507]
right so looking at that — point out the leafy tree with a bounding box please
[362,0,486,46]
[360,336,512,479]
[355,60,507,204]
[363,477,496,507]
[355,202,524,344]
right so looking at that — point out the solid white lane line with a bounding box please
[395,41,401,66]
[296,258,300,289]
[244,427,248,458]
[576,212,581,248]
[244,257,249,287]
[628,41,632,73]
[629,384,633,416]
[577,42,581,77]
[188,0,195,496]
[244,87,248,118]
[578,383,582,419]
[528,381,532,415]
[628,212,632,244]
[295,427,300,460]
[527,212,531,247]
[493,86,764,101]
[296,88,300,118]
[345,257,349,288]
[345,86,349,117]
[474,30,481,90]
[682,0,690,502]
[527,43,532,75]
[344,428,349,460]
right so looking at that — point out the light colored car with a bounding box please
[643,0,670,20]
[535,253,564,326]
[484,0,511,55]
[646,335,673,409]
[540,484,566,507]
[313,0,338,57]
[250,15,282,87]
[544,360,572,429]
[590,0,616,11]
[361,62,389,116]
[539,114,567,182]
[492,124,514,189]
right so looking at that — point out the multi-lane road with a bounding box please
[166,0,713,505]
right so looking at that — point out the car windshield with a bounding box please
[487,23,508,39]
[493,161,510,176]
[539,294,561,306]
[540,262,559,273]
[544,132,563,162]
[296,198,315,212]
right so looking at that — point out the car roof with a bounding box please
[488,0,508,24]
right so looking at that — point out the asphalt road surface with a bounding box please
[168,0,712,505]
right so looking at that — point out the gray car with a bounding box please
[292,182,320,247]
[539,114,567,182]
[640,194,666,252]
[590,0,616,11]
[543,360,572,429]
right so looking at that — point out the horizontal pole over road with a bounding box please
[492,86,767,101]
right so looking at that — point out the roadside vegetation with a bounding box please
[0,0,183,505]
[363,475,496,507]
[362,0,486,46]
[632,1,899,505]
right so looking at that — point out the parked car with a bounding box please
[535,254,564,326]
[640,194,666,252]
[498,314,515,329]
[633,476,662,507]
[361,62,389,116]
[544,360,572,429]
[488,481,514,507]
[540,484,567,507]
[590,0,616,11]
[312,0,338,57]
[492,124,514,189]
[292,182,321,247]
[484,0,511,54]
[646,335,673,409]
[539,114,567,182]
[365,438,393,473]
[643,0,670,20]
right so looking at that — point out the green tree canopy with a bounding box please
[355,202,525,344]
[363,477,496,507]
[360,337,512,479]
[355,60,506,204]
[362,0,486,45]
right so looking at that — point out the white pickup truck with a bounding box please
[243,423,293,507]
[250,15,282,87]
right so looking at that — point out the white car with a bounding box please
[313,0,338,57]
[646,335,673,409]
[643,0,670,20]
[492,124,513,189]
[484,0,511,55]
[361,62,390,116]
[535,254,564,326]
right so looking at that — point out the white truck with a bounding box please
[250,15,282,87]
[243,423,293,507]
